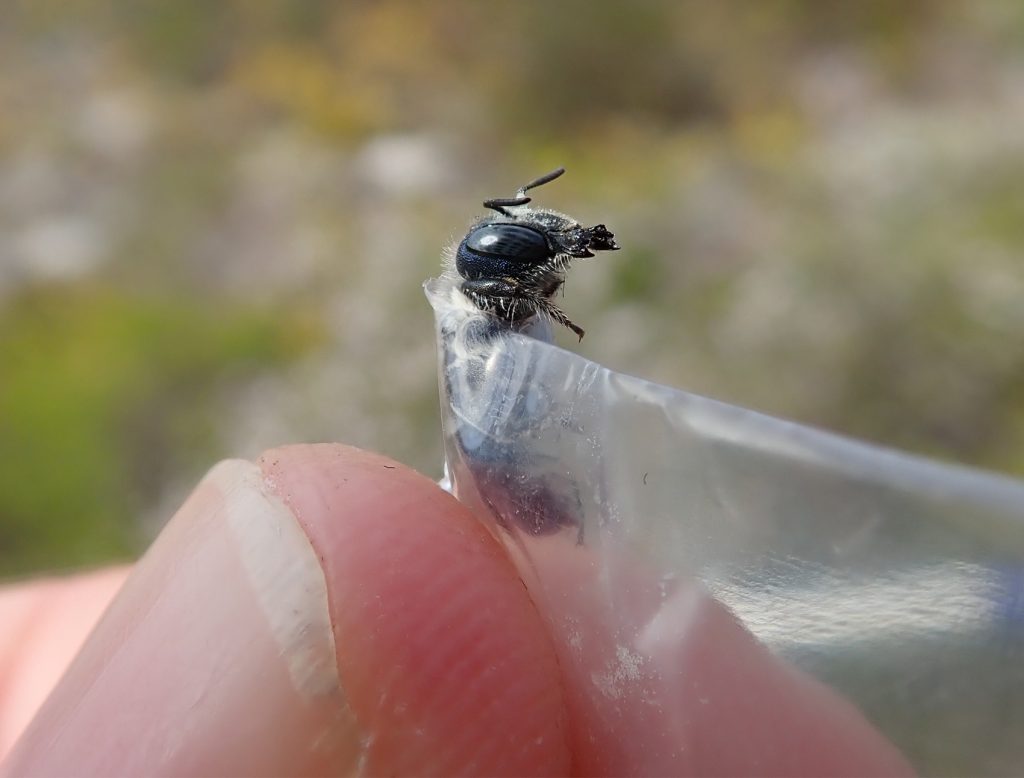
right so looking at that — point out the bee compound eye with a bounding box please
[465,223,551,262]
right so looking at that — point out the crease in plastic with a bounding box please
[427,278,1024,776]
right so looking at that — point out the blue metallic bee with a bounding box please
[438,168,620,538]
[453,167,619,340]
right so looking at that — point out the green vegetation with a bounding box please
[2,1,1024,576]
[0,285,317,576]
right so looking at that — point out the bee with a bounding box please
[451,167,619,340]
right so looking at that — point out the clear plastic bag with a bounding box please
[427,277,1024,776]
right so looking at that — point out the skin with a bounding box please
[0,444,913,776]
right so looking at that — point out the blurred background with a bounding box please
[3,0,1024,577]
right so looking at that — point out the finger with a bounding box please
[4,445,568,777]
[0,567,129,760]
[260,445,568,776]
[517,536,914,776]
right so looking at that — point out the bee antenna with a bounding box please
[517,167,566,197]
[483,196,531,215]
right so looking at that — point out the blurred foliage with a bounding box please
[0,284,319,576]
[2,0,1024,585]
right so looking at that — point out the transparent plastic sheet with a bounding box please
[427,278,1024,776]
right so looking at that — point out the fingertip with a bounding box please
[4,458,360,777]
[6,446,567,777]
[259,444,570,776]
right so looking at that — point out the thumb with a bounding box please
[3,445,567,777]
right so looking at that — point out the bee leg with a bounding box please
[537,298,585,341]
[460,278,519,315]
[460,278,517,299]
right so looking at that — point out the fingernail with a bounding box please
[4,460,360,777]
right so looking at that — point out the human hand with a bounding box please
[1,444,913,776]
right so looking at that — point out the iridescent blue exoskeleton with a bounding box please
[452,168,619,340]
